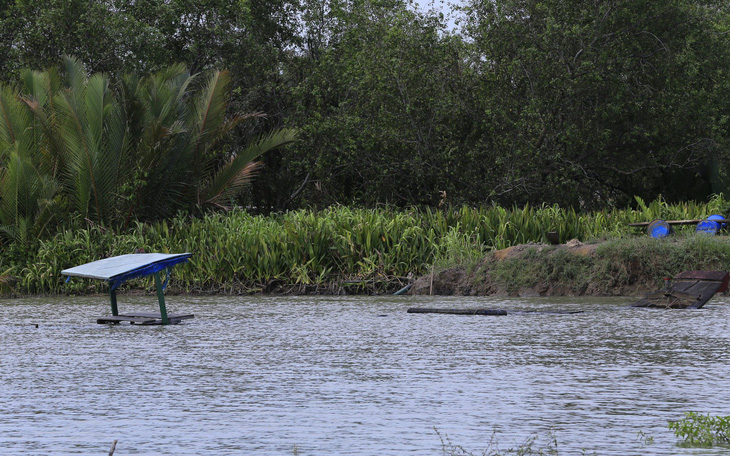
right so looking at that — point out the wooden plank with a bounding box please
[407,307,507,315]
[665,289,701,302]
[678,281,722,309]
[629,219,701,227]
[512,310,584,315]
[97,316,158,324]
[674,270,729,285]
[407,308,582,315]
[122,312,194,320]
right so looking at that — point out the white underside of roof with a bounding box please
[61,253,191,280]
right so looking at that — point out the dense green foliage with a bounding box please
[669,412,730,446]
[0,57,296,244]
[1,0,729,211]
[462,0,730,207]
[2,197,730,295]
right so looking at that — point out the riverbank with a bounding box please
[3,204,730,297]
[410,235,730,297]
[22,234,730,299]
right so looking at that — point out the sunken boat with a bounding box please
[631,270,729,309]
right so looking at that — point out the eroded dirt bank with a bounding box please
[409,237,728,297]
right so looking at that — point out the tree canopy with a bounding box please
[1,0,729,217]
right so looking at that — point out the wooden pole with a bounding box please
[628,218,730,227]
[154,272,169,325]
[109,440,118,456]
[429,265,434,296]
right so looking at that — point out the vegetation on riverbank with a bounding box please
[2,196,730,296]
[413,234,730,297]
[670,412,730,446]
[0,57,296,245]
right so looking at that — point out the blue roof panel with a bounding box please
[62,253,192,290]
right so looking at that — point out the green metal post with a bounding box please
[154,271,170,325]
[110,288,119,316]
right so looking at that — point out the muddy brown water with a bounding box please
[1,295,729,455]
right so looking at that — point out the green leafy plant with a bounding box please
[0,57,297,236]
[669,412,730,446]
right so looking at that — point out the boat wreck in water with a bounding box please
[631,270,729,309]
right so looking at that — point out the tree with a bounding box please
[117,63,298,223]
[461,0,730,208]
[275,0,475,208]
[0,85,58,244]
[0,57,297,241]
[0,0,301,78]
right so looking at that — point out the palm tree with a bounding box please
[0,84,59,245]
[120,64,297,224]
[9,57,297,231]
[52,57,132,226]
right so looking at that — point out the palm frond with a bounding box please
[0,268,15,293]
[85,74,111,151]
[62,56,88,107]
[53,66,126,226]
[19,69,65,176]
[199,128,298,207]
[0,87,18,148]
[0,151,58,244]
[190,70,231,159]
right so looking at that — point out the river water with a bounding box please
[1,294,729,455]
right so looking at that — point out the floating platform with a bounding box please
[97,312,195,325]
[631,270,729,309]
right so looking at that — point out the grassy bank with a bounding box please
[415,235,730,297]
[1,197,729,296]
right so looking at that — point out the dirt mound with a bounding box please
[491,239,598,261]
[409,240,632,297]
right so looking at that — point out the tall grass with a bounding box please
[2,196,729,295]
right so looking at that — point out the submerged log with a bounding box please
[407,308,507,315]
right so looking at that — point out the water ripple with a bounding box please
[1,295,729,454]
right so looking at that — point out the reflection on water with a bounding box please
[1,294,729,455]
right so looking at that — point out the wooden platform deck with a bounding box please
[97,312,195,325]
